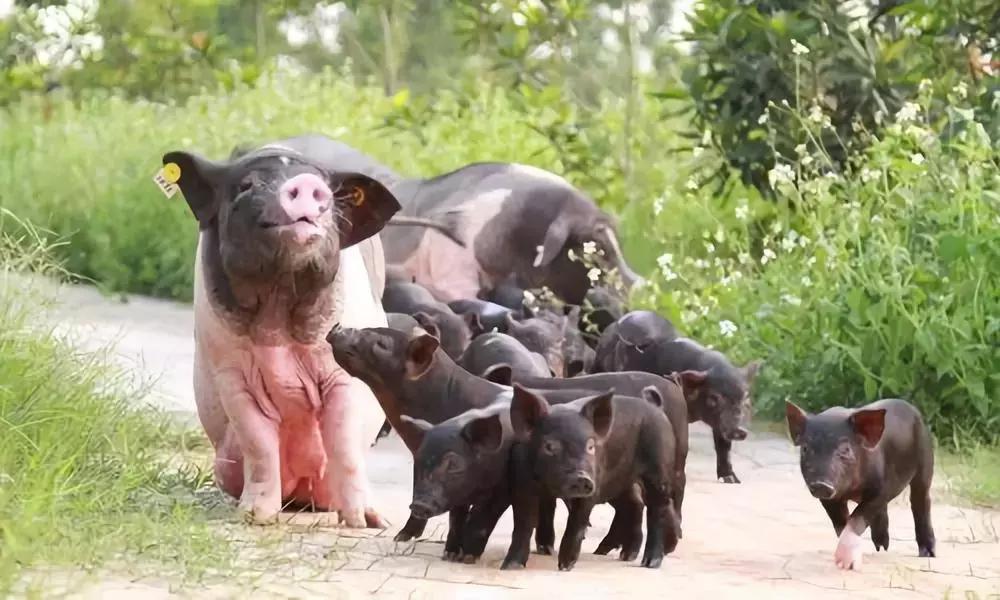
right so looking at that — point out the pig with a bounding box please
[504,311,569,377]
[448,298,520,335]
[579,285,627,343]
[785,399,936,570]
[326,326,636,558]
[458,332,552,381]
[382,282,476,358]
[165,134,403,526]
[478,278,530,312]
[503,385,680,571]
[592,310,677,373]
[482,366,689,545]
[381,162,645,304]
[561,306,596,376]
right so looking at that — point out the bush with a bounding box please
[0,214,230,593]
[637,88,1000,445]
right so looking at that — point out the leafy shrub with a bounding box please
[638,88,1000,445]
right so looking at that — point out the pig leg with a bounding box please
[462,492,512,563]
[557,498,597,571]
[674,468,686,535]
[712,427,739,483]
[535,495,557,555]
[910,468,936,557]
[869,506,890,552]
[501,488,539,570]
[394,514,428,542]
[834,504,882,570]
[594,511,624,555]
[443,506,470,561]
[617,491,645,562]
[640,475,679,568]
[216,388,282,524]
[820,499,849,536]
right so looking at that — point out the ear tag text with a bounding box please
[153,162,181,198]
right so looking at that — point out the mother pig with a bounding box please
[164,134,401,527]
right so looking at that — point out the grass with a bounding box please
[0,212,234,595]
[938,446,1000,509]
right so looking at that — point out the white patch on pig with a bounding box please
[834,528,864,570]
[402,188,511,302]
[507,164,573,188]
[279,156,290,166]
[260,143,300,155]
[532,244,546,268]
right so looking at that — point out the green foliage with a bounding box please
[636,89,1000,445]
[0,217,231,593]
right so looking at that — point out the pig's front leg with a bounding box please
[834,504,880,570]
[501,487,538,570]
[443,506,470,561]
[319,377,385,528]
[557,497,596,571]
[394,514,428,542]
[462,490,512,563]
[712,427,740,483]
[535,495,557,555]
[216,378,281,524]
[821,499,849,536]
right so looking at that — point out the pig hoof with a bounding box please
[443,550,463,562]
[394,530,415,542]
[500,559,525,571]
[641,555,663,569]
[594,539,618,555]
[462,554,479,564]
[619,549,639,562]
[557,560,577,572]
[918,546,935,558]
[718,474,740,484]
[339,509,367,528]
[834,529,864,571]
[237,501,280,525]
[364,507,388,529]
[536,544,554,556]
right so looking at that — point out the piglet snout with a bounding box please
[409,501,437,520]
[564,472,596,498]
[808,481,836,500]
[278,173,332,224]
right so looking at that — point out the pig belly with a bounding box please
[402,191,509,302]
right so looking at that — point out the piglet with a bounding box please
[458,332,552,381]
[505,311,569,377]
[785,398,936,570]
[504,385,680,571]
[448,298,520,335]
[382,282,477,358]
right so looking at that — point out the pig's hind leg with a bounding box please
[910,446,936,557]
[462,492,512,563]
[870,506,890,552]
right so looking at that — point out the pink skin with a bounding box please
[275,173,332,245]
[194,235,388,527]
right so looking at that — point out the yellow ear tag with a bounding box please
[349,187,365,207]
[153,163,181,198]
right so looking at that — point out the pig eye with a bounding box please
[443,453,465,473]
[237,178,254,194]
[585,439,596,455]
[541,439,561,455]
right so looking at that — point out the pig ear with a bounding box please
[505,312,521,331]
[412,312,441,341]
[461,414,505,454]
[566,359,586,378]
[564,305,581,328]
[462,312,483,336]
[673,370,708,397]
[785,401,808,446]
[580,390,615,439]
[397,415,433,448]
[405,333,439,379]
[510,384,549,436]
[482,363,513,386]
[534,215,571,267]
[162,151,228,226]
[850,408,887,450]
[328,172,401,249]
[742,360,763,384]
[641,386,664,408]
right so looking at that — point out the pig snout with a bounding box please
[278,173,332,223]
[563,471,596,498]
[807,481,836,499]
[409,500,439,520]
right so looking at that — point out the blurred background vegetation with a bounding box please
[0,0,997,448]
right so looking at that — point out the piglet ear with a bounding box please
[482,363,514,386]
[564,305,581,328]
[412,312,441,341]
[462,312,484,337]
[743,360,763,384]
[405,333,439,379]
[397,415,433,449]
[581,390,615,439]
[673,370,708,397]
[510,384,549,437]
[641,386,663,408]
[850,408,887,450]
[461,414,505,454]
[505,312,521,332]
[162,151,228,227]
[785,401,808,446]
[565,359,586,378]
[328,172,401,249]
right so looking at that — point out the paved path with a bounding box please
[48,283,1000,599]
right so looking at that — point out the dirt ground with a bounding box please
[48,283,1000,599]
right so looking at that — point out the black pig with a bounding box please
[502,385,680,571]
[785,398,936,570]
[382,282,477,358]
[457,332,552,381]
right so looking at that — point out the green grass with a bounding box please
[0,213,233,595]
[939,446,1000,509]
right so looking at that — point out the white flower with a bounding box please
[781,234,798,252]
[719,320,738,337]
[821,22,830,36]
[686,178,699,190]
[910,152,926,165]
[738,252,751,265]
[701,129,712,145]
[567,248,578,261]
[801,155,814,166]
[798,235,811,248]
[919,78,932,93]
[795,143,808,156]
[871,215,883,224]
[693,146,705,158]
[694,259,709,269]
[757,112,768,125]
[660,267,678,282]
[681,310,697,324]
[768,163,795,187]
[587,267,602,283]
[761,248,777,265]
[781,293,802,306]
[529,42,554,60]
[657,253,673,267]
[699,305,710,316]
[860,167,879,183]
[807,256,817,267]
[735,204,750,221]
[791,39,810,56]
[653,195,665,215]
[511,11,527,26]
[583,241,597,255]
[489,2,503,13]
[522,289,536,305]
[800,275,813,287]
[874,109,885,124]
[714,228,725,243]
[953,81,968,99]
[808,104,825,124]
[704,242,716,254]
[895,101,920,123]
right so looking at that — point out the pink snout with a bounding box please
[278,173,332,224]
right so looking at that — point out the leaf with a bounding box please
[863,376,878,399]
[938,234,969,263]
